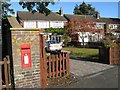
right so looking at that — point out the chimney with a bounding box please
[59,7,63,16]
[96,12,100,19]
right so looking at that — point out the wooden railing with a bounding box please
[46,53,70,78]
[0,56,10,90]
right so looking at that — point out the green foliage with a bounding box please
[1,2,15,19]
[19,1,54,15]
[2,1,54,19]
[101,33,120,48]
[63,39,68,46]
[45,28,65,35]
[103,40,120,48]
[73,1,98,15]
[62,31,71,46]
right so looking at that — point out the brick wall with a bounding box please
[11,30,41,88]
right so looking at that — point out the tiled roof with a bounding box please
[17,11,67,21]
[100,18,120,24]
[64,14,101,22]
[7,16,22,28]
[64,14,120,24]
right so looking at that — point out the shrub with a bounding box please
[45,28,65,35]
[101,33,120,48]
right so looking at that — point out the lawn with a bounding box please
[63,47,99,61]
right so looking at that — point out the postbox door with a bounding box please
[21,45,32,68]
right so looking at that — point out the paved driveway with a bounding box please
[65,66,118,88]
[70,59,115,77]
[50,59,118,88]
[65,59,118,88]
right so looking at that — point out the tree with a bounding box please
[1,0,54,18]
[65,18,100,46]
[19,1,54,15]
[1,0,55,31]
[1,2,15,19]
[73,2,98,16]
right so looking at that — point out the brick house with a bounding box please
[64,14,120,45]
[100,18,120,37]
[64,14,105,45]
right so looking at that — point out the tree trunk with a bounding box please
[82,38,85,47]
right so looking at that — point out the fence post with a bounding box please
[6,56,10,84]
[4,57,9,89]
[48,56,51,78]
[109,48,112,64]
[56,55,58,77]
[52,55,55,78]
[39,34,47,89]
[66,53,70,75]
[0,64,2,90]
[62,53,65,75]
[59,53,62,77]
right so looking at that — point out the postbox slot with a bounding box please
[21,44,30,49]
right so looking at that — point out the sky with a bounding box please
[9,1,119,18]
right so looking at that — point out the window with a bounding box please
[109,24,117,30]
[24,21,36,28]
[71,35,78,41]
[96,24,103,29]
[38,21,49,28]
[50,21,63,28]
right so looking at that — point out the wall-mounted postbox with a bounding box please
[20,44,32,68]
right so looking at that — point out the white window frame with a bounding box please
[24,21,36,28]
[96,24,103,29]
[37,21,49,28]
[50,21,64,28]
[109,24,118,30]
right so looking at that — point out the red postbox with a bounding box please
[20,44,32,68]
